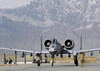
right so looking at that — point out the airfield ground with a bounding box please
[0,62,100,71]
[0,53,100,71]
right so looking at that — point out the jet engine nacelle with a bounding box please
[44,40,51,50]
[64,39,74,50]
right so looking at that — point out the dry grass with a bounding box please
[47,56,96,64]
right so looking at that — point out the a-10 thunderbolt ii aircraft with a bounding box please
[0,38,100,66]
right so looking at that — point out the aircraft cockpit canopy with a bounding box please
[52,39,57,44]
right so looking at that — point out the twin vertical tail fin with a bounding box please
[80,35,82,50]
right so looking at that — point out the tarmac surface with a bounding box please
[0,62,100,71]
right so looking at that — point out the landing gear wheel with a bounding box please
[50,58,54,67]
[50,54,54,67]
[75,59,78,66]
[51,61,53,66]
[37,60,40,66]
[74,56,78,66]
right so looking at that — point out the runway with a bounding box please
[0,62,100,71]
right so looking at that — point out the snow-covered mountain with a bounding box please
[0,0,100,51]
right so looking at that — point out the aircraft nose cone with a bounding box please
[49,46,55,52]
[49,44,56,52]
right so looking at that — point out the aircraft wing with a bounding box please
[62,48,100,55]
[41,51,49,54]
[0,47,49,54]
[0,47,36,53]
[77,48,100,53]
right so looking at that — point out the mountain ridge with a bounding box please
[0,0,100,51]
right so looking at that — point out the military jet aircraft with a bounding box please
[0,38,100,66]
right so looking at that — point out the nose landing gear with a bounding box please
[50,54,54,66]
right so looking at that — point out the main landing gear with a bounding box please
[74,56,78,66]
[37,60,40,66]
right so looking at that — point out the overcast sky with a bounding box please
[0,0,34,9]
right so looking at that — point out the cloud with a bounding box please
[0,0,34,9]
